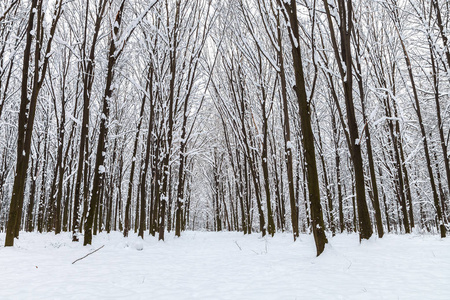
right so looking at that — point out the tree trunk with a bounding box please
[72,0,107,242]
[5,0,62,246]
[396,32,445,237]
[323,0,373,240]
[84,1,125,245]
[282,0,328,255]
[353,33,384,238]
[124,77,148,237]
[275,9,298,238]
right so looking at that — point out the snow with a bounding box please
[286,140,294,150]
[0,231,449,299]
[98,165,105,174]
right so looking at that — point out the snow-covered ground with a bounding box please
[0,231,449,300]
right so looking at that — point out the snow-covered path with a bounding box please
[0,231,449,299]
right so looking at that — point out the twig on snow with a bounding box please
[234,241,242,251]
[72,245,105,264]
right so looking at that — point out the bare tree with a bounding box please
[5,0,63,246]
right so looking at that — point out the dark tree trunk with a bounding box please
[378,166,391,233]
[106,138,118,233]
[159,0,181,241]
[51,68,68,234]
[4,0,38,246]
[134,183,140,233]
[63,142,75,232]
[432,0,450,70]
[175,43,204,236]
[213,150,222,232]
[167,167,173,233]
[429,37,450,229]
[84,1,125,245]
[275,10,298,238]
[139,66,156,238]
[72,0,108,242]
[26,156,39,232]
[331,109,344,233]
[270,133,285,231]
[37,126,49,234]
[323,0,373,240]
[396,33,445,237]
[313,105,335,235]
[262,100,276,236]
[353,32,384,238]
[5,0,62,246]
[282,0,328,255]
[124,77,148,237]
[243,160,252,234]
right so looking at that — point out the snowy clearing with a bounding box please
[0,232,449,300]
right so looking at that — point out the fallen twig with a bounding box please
[72,245,105,264]
[234,241,242,251]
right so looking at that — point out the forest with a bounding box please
[1,0,449,258]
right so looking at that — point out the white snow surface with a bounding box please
[0,231,449,299]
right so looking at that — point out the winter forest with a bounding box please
[1,0,449,299]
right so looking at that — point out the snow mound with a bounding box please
[133,239,144,251]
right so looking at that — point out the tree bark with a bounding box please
[281,0,328,255]
[323,0,373,240]
[72,0,108,242]
[5,0,62,246]
[84,1,125,245]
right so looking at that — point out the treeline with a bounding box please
[0,0,448,256]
